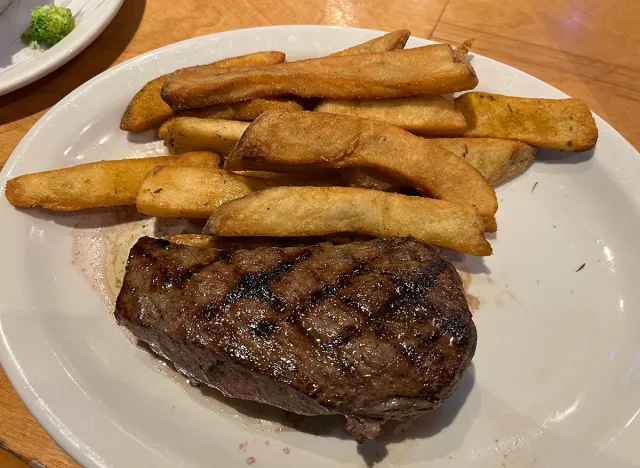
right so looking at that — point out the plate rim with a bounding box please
[0,0,125,96]
[1,24,640,467]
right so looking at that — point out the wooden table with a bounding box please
[0,0,638,465]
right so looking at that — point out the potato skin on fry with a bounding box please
[137,165,343,219]
[329,29,410,56]
[162,44,479,110]
[120,75,174,133]
[455,92,598,151]
[120,51,286,133]
[340,167,400,192]
[161,118,249,155]
[232,170,343,186]
[136,166,273,218]
[205,186,491,256]
[343,138,536,192]
[164,233,369,249]
[315,96,467,136]
[177,98,304,121]
[435,138,536,185]
[225,111,497,231]
[4,152,219,210]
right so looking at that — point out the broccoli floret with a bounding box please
[22,5,75,49]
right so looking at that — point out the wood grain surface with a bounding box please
[0,0,638,465]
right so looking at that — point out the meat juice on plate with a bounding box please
[71,210,329,434]
[72,214,483,438]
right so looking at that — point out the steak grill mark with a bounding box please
[115,236,477,442]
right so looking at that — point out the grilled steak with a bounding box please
[115,236,476,441]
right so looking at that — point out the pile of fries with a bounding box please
[5,30,599,256]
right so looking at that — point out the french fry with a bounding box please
[225,111,498,231]
[435,138,536,185]
[164,234,221,248]
[198,51,286,68]
[160,118,249,155]
[120,51,286,133]
[340,167,400,192]
[204,187,492,256]
[177,97,304,121]
[162,44,479,110]
[329,29,410,56]
[136,166,273,218]
[232,170,343,186]
[164,233,369,249]
[344,138,537,190]
[315,96,467,136]
[455,92,598,151]
[315,30,414,138]
[4,152,219,211]
[136,165,343,219]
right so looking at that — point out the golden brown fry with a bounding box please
[205,187,492,256]
[452,39,473,62]
[329,29,410,56]
[345,138,537,190]
[120,51,286,133]
[161,118,249,155]
[455,92,598,151]
[316,30,413,135]
[207,52,286,68]
[164,234,219,248]
[435,138,536,185]
[177,97,304,121]
[120,75,173,133]
[4,152,219,210]
[164,233,369,249]
[225,111,497,231]
[315,96,466,136]
[232,170,343,186]
[136,166,273,218]
[162,44,479,110]
[340,167,401,192]
[137,164,345,219]
[4,152,219,211]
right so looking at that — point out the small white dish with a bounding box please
[1,25,640,468]
[0,0,13,16]
[0,0,124,96]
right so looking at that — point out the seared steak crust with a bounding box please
[115,236,476,441]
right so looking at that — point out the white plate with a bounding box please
[1,25,640,468]
[0,0,124,96]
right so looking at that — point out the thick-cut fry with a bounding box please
[340,167,400,192]
[344,138,537,190]
[315,96,467,136]
[225,111,498,231]
[4,152,219,210]
[177,97,304,121]
[164,234,219,248]
[204,187,492,256]
[199,52,286,68]
[136,166,273,218]
[120,51,286,133]
[455,92,598,151]
[162,44,479,110]
[435,138,536,185]
[232,170,343,186]
[137,165,343,219]
[160,118,249,155]
[164,233,369,249]
[329,29,410,56]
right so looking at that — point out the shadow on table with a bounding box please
[0,0,146,126]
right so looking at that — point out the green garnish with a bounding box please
[22,5,75,50]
